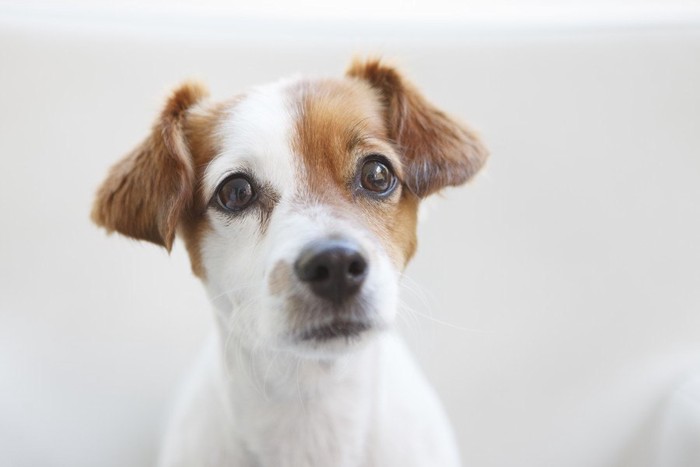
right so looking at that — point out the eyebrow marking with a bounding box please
[257,183,281,234]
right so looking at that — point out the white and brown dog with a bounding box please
[92,59,487,467]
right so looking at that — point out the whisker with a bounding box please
[262,349,282,402]
[207,281,261,302]
[398,273,492,334]
[295,358,308,416]
[398,272,436,312]
[400,299,492,334]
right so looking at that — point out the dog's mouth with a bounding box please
[299,319,372,342]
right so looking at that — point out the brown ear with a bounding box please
[91,82,208,251]
[347,59,488,197]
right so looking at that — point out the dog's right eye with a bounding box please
[216,175,256,212]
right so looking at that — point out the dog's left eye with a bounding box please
[216,175,256,212]
[360,158,396,195]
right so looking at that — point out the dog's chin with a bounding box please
[271,290,395,359]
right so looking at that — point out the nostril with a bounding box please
[348,259,366,278]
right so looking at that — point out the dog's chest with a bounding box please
[243,398,373,467]
[228,353,379,467]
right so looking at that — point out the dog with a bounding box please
[92,58,487,467]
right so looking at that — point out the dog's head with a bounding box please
[92,59,487,358]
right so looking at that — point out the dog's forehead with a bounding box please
[202,76,387,198]
[203,78,298,196]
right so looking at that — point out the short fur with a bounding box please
[92,59,487,467]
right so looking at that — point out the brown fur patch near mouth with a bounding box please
[268,260,294,296]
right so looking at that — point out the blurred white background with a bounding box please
[1,1,699,466]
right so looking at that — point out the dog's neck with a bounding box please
[214,311,383,467]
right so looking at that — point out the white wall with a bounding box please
[1,4,699,467]
[4,0,700,23]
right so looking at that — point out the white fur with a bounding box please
[159,78,461,467]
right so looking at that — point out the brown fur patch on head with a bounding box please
[290,78,421,267]
[92,81,231,278]
[91,82,208,251]
[346,58,489,198]
[291,79,391,199]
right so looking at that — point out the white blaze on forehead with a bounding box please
[203,78,301,199]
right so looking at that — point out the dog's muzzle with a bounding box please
[294,239,368,305]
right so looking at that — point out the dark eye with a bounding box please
[216,175,256,212]
[360,158,396,194]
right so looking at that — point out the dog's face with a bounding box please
[92,60,487,358]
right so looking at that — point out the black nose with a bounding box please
[294,240,368,304]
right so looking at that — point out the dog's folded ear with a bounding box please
[347,59,488,198]
[91,81,208,251]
